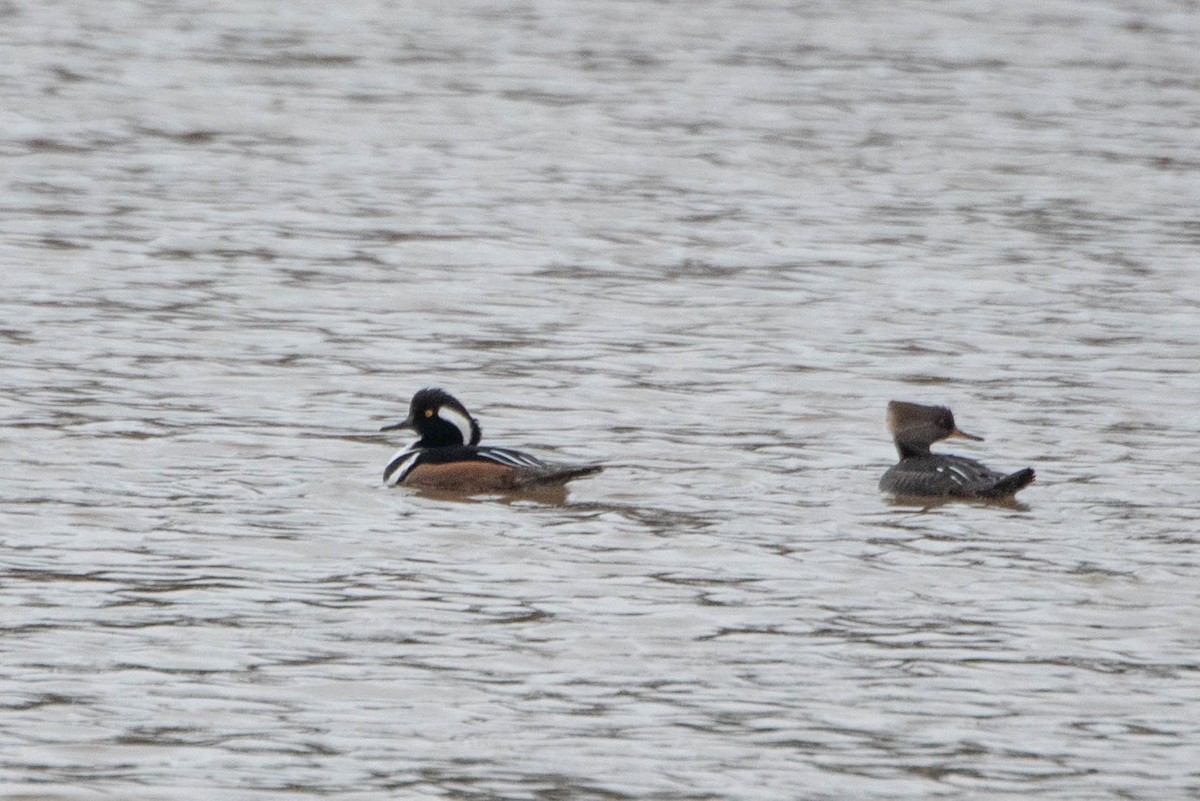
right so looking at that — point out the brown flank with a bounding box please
[402,461,519,492]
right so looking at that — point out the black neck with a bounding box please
[894,437,933,459]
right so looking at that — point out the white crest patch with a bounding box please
[437,405,474,445]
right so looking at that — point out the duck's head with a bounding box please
[887,400,982,455]
[381,388,481,448]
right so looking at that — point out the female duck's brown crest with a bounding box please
[887,401,982,443]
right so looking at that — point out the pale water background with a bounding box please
[3,0,1200,798]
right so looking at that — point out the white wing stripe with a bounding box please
[946,465,973,485]
[478,447,544,468]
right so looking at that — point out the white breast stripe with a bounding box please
[437,406,474,445]
[384,450,422,486]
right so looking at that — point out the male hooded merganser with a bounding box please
[879,401,1035,499]
[381,388,602,492]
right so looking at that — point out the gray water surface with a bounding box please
[3,1,1200,798]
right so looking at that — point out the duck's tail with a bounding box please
[515,463,603,488]
[982,467,1035,498]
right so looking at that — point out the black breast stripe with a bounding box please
[384,449,423,486]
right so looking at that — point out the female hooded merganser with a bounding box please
[381,388,602,493]
[879,401,1035,499]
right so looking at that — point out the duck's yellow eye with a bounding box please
[424,409,434,417]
